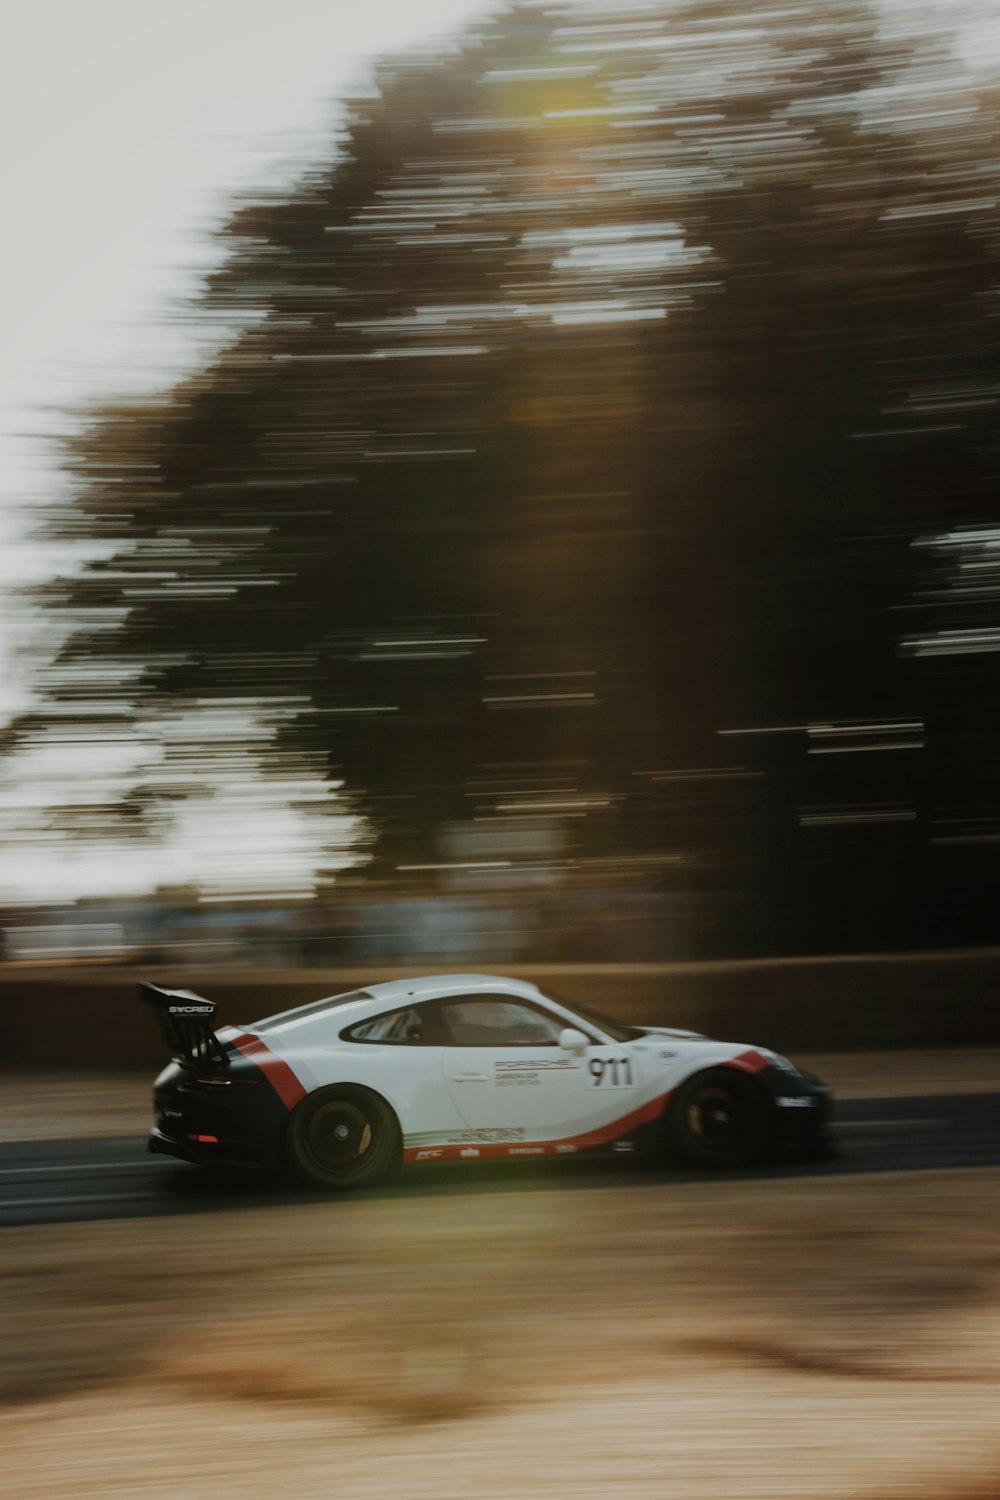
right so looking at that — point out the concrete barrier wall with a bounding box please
[1,949,998,1069]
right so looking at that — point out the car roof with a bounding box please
[362,973,544,1005]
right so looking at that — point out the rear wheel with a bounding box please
[664,1068,767,1169]
[284,1085,400,1190]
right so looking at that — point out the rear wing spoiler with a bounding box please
[139,982,230,1068]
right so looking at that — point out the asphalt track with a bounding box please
[0,1091,996,1228]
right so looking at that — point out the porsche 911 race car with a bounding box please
[143,974,832,1188]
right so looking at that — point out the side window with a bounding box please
[346,1006,429,1045]
[439,997,564,1048]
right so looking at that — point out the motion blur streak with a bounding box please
[0,0,993,961]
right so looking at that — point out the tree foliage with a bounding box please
[17,0,1000,945]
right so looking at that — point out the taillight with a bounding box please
[180,1073,260,1091]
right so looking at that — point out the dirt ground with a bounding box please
[0,1047,996,1143]
[2,1166,1000,1498]
[2,1052,999,1497]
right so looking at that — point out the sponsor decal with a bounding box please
[612,1140,636,1153]
[508,1146,545,1156]
[658,1050,678,1060]
[554,1143,577,1154]
[458,1127,525,1143]
[495,1059,577,1087]
[415,1149,443,1160]
[405,1127,526,1146]
[460,1147,480,1158]
[495,1059,576,1072]
[776,1096,816,1108]
[496,1070,541,1087]
[168,1004,214,1016]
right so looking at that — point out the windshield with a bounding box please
[541,989,638,1044]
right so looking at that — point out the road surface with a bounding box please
[0,1090,996,1227]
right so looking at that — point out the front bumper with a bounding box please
[762,1068,834,1155]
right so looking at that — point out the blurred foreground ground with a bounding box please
[0,1054,998,1498]
[2,1166,1000,1498]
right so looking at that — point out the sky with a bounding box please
[0,0,495,452]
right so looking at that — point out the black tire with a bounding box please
[284,1085,401,1190]
[664,1068,768,1169]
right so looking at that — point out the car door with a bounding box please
[438,993,645,1150]
[341,1000,468,1143]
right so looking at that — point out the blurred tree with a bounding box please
[15,0,1000,945]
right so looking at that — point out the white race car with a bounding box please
[144,973,832,1188]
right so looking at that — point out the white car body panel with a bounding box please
[221,973,778,1161]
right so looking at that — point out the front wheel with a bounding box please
[284,1085,401,1190]
[664,1068,767,1169]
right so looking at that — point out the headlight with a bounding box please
[764,1051,800,1075]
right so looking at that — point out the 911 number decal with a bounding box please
[588,1056,635,1088]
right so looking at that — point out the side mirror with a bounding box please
[559,1027,590,1056]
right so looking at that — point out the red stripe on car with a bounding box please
[226,1031,307,1110]
[722,1048,770,1074]
[403,1089,672,1164]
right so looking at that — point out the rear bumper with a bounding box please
[147,1126,273,1169]
[151,1058,287,1168]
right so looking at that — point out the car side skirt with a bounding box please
[402,1089,672,1163]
